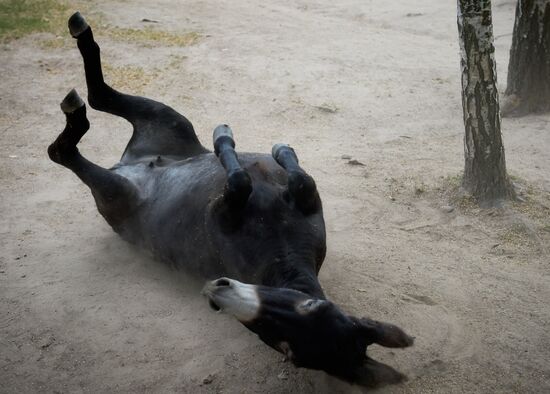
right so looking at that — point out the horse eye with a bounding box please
[297,299,325,313]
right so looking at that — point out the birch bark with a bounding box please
[503,0,550,116]
[457,0,515,204]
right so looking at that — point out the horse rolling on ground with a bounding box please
[48,12,414,387]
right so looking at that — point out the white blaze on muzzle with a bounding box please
[202,277,260,322]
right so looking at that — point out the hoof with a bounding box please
[271,143,291,161]
[213,124,234,144]
[60,89,85,114]
[68,11,89,38]
[213,124,235,155]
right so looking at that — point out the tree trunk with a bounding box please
[503,0,550,117]
[457,0,515,205]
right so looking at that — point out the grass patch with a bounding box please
[100,26,200,47]
[498,220,540,249]
[102,63,160,94]
[39,35,68,49]
[500,224,530,245]
[42,24,201,49]
[0,0,68,42]
[168,54,188,68]
[1,1,199,48]
[436,173,480,211]
[443,173,463,188]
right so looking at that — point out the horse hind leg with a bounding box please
[48,89,141,231]
[68,12,208,162]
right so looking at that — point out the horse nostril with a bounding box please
[215,278,231,287]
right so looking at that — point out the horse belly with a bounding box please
[112,156,226,275]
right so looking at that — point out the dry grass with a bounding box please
[41,21,200,49]
[102,63,160,94]
[100,26,200,47]
[499,222,537,247]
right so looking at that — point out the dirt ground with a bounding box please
[1,0,549,392]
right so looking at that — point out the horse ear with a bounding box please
[354,356,408,388]
[354,317,414,348]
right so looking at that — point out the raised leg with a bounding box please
[68,12,207,162]
[272,144,320,215]
[48,89,141,230]
[213,124,252,212]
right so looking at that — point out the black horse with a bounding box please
[48,12,413,387]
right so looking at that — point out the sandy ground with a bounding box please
[1,0,549,392]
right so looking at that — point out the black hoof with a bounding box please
[60,89,85,114]
[68,11,89,38]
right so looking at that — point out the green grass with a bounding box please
[0,0,68,42]
[1,0,199,47]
